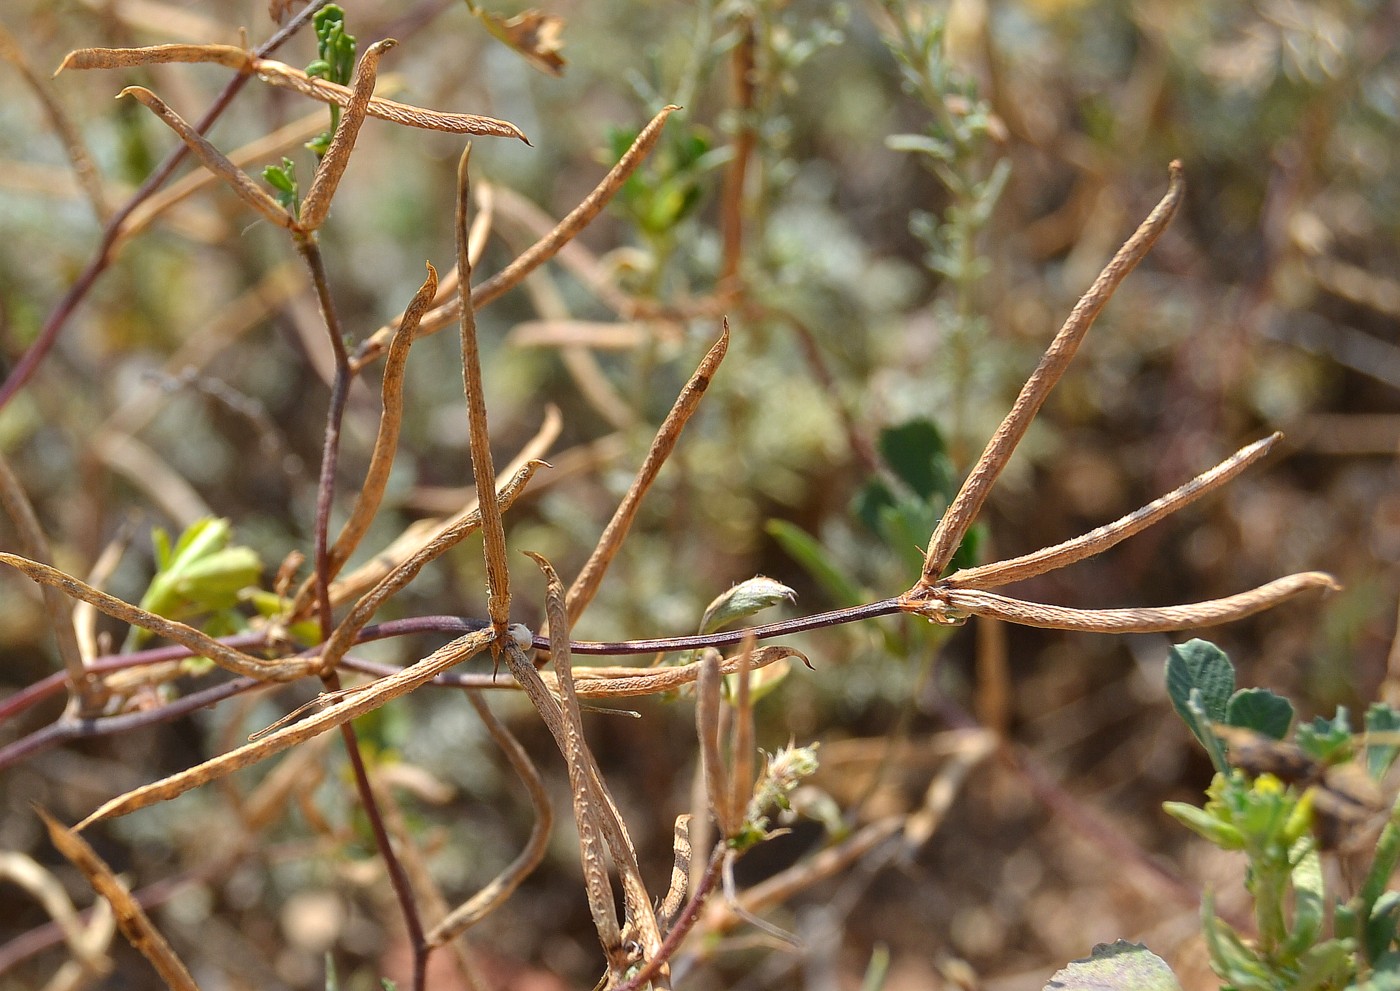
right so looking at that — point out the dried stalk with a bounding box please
[298,38,396,231]
[58,45,527,141]
[944,433,1280,590]
[317,461,544,672]
[325,264,439,577]
[566,322,731,624]
[118,86,295,228]
[922,572,1340,632]
[0,553,309,681]
[696,651,732,833]
[352,105,679,369]
[39,809,200,991]
[918,161,1185,584]
[456,147,511,635]
[75,628,494,829]
[526,553,624,963]
[427,690,553,943]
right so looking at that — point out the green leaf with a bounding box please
[1225,688,1294,740]
[127,517,263,649]
[1289,938,1356,991]
[262,158,300,214]
[1366,703,1400,780]
[1285,840,1325,957]
[765,519,865,609]
[1042,940,1182,991]
[1185,689,1231,774]
[1162,801,1245,850]
[876,418,955,502]
[699,576,796,636]
[1201,897,1273,991]
[1367,892,1400,965]
[1166,639,1235,728]
[1297,708,1354,765]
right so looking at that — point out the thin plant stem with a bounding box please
[918,161,1186,584]
[455,146,511,634]
[322,669,430,991]
[0,0,330,411]
[297,236,352,644]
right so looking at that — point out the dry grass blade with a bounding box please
[38,808,200,991]
[326,264,439,578]
[456,147,512,634]
[57,43,250,72]
[696,651,732,834]
[918,161,1185,584]
[566,322,730,624]
[298,38,395,231]
[657,815,693,932]
[253,57,527,139]
[353,105,678,367]
[945,433,1281,590]
[0,552,309,681]
[75,628,494,829]
[118,86,295,229]
[0,455,89,702]
[427,690,553,943]
[525,552,623,959]
[560,645,805,699]
[317,460,544,670]
[930,572,1339,632]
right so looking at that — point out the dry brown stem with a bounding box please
[75,628,494,829]
[298,38,395,230]
[118,86,295,229]
[565,322,731,625]
[456,147,511,635]
[352,105,679,369]
[0,553,309,681]
[39,809,200,991]
[59,45,527,141]
[426,690,553,943]
[918,161,1186,584]
[326,264,439,578]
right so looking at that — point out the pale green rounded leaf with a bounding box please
[699,576,797,635]
[1043,941,1182,991]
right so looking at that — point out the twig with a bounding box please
[918,161,1186,584]
[74,628,494,829]
[39,809,200,991]
[565,322,731,625]
[427,690,553,943]
[0,0,330,411]
[351,105,680,371]
[455,146,511,636]
[615,845,727,991]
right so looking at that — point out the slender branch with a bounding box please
[565,322,730,625]
[322,669,430,991]
[0,0,330,412]
[455,146,511,634]
[919,161,1186,584]
[297,237,352,645]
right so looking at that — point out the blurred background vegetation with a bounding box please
[1,0,1397,989]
